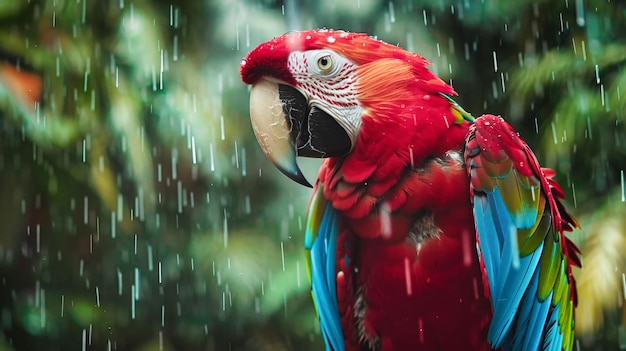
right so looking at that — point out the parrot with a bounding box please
[239,29,581,351]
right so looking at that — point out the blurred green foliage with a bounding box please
[0,0,624,350]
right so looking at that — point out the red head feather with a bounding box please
[242,29,453,92]
[241,29,466,190]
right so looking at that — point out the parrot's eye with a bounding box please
[317,55,333,71]
[296,50,345,77]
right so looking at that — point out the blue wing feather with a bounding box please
[305,187,344,351]
[511,271,552,351]
[475,189,544,347]
[466,114,579,351]
[473,192,496,293]
[542,304,564,351]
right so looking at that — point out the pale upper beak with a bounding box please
[248,78,351,187]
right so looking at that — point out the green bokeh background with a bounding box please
[0,0,625,350]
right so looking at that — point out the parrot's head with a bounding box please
[240,29,461,187]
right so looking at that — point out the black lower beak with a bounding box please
[249,79,351,187]
[278,85,351,158]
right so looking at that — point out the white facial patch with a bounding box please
[287,49,363,150]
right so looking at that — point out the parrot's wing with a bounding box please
[305,184,344,351]
[465,115,580,351]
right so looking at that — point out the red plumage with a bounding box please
[321,152,494,350]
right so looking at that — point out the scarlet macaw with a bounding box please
[240,29,580,351]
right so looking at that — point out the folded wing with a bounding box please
[465,114,581,351]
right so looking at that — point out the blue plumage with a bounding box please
[473,181,568,351]
[542,304,564,351]
[511,271,552,351]
[306,197,344,351]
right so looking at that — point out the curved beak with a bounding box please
[248,79,351,187]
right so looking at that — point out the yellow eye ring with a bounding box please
[317,55,333,71]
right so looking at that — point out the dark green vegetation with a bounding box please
[0,0,624,350]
